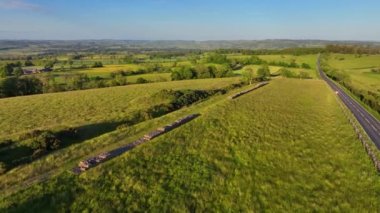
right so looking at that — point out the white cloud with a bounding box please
[0,0,42,11]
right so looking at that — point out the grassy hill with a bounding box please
[0,77,240,138]
[1,78,379,212]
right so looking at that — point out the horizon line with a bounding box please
[1,38,380,43]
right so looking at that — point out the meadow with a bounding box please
[0,77,240,138]
[326,53,380,117]
[0,77,243,196]
[327,54,380,92]
[234,65,317,78]
[227,54,317,69]
[1,78,379,212]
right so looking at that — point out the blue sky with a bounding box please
[0,0,379,40]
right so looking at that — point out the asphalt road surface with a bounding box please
[317,57,380,149]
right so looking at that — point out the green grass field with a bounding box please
[234,65,317,78]
[70,64,145,77]
[1,78,378,212]
[0,77,241,196]
[0,77,239,138]
[126,73,171,83]
[328,54,380,91]
[327,54,380,118]
[258,54,318,69]
[328,54,380,70]
[227,54,317,69]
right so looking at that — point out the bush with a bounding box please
[194,65,215,79]
[171,66,196,80]
[136,77,149,84]
[279,68,295,78]
[92,61,103,68]
[110,71,127,78]
[301,63,311,69]
[19,130,45,141]
[29,131,61,152]
[299,71,311,79]
[204,53,229,64]
[0,76,43,98]
[257,65,271,80]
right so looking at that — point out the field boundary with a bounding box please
[73,114,200,174]
[229,81,269,99]
[335,96,380,172]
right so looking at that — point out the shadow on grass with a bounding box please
[0,120,125,173]
[60,121,125,146]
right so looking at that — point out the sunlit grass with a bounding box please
[0,77,240,138]
[1,78,379,212]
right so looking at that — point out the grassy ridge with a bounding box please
[0,77,240,138]
[2,78,379,212]
[0,77,241,195]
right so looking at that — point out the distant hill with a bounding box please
[1,39,380,55]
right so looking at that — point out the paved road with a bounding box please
[317,56,380,149]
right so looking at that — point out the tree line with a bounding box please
[326,45,380,54]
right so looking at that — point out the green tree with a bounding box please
[257,65,271,80]
[24,60,34,66]
[242,67,256,85]
[204,53,229,64]
[13,67,23,77]
[92,61,103,68]
[44,61,55,69]
[1,64,14,77]
[279,68,294,78]
[214,65,232,78]
[68,59,74,68]
[194,65,214,79]
[299,71,311,79]
[171,66,196,80]
[136,77,149,84]
[70,74,89,90]
[301,63,311,69]
[122,55,134,64]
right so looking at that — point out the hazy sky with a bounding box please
[0,0,379,40]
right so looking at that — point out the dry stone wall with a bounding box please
[73,114,200,174]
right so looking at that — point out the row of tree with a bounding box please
[171,65,233,80]
[0,76,43,98]
[326,45,380,54]
[241,65,271,84]
[0,62,23,77]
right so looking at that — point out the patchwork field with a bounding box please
[1,78,379,212]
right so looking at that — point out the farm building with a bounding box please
[22,67,52,75]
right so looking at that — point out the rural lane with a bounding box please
[317,56,380,149]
